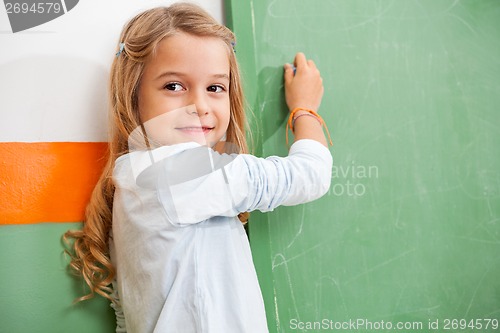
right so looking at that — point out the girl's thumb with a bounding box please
[284,63,294,82]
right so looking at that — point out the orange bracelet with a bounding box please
[286,108,333,146]
[292,113,321,129]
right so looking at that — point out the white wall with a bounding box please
[0,0,224,142]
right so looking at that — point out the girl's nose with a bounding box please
[190,91,210,116]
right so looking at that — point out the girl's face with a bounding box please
[137,32,231,147]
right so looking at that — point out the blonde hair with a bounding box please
[64,3,249,302]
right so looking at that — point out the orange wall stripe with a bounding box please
[0,142,108,225]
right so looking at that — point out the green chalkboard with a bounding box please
[226,1,500,332]
[0,223,115,333]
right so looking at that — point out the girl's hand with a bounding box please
[284,52,324,113]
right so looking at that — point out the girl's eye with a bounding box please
[207,85,225,93]
[164,83,184,91]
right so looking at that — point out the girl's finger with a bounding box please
[307,59,317,69]
[294,52,307,69]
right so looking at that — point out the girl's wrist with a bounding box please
[292,113,322,130]
[289,106,317,114]
[286,107,333,146]
[291,109,310,118]
[288,107,322,123]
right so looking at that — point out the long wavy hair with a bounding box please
[64,3,249,302]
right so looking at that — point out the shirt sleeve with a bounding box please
[156,139,332,225]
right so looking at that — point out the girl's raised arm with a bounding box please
[284,52,328,147]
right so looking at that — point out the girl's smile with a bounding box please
[175,124,215,135]
[138,31,231,147]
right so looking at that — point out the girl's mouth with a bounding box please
[177,126,214,134]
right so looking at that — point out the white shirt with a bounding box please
[110,139,332,333]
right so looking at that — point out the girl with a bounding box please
[65,3,332,333]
